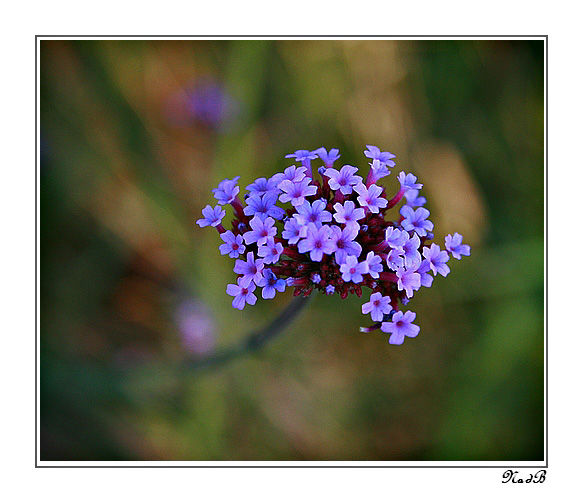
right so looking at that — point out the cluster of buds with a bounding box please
[197,146,470,345]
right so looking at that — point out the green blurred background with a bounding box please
[40,39,544,461]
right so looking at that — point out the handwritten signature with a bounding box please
[502,470,546,484]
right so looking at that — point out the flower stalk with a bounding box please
[189,295,313,371]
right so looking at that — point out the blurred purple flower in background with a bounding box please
[188,78,239,129]
[166,77,241,131]
[174,299,216,356]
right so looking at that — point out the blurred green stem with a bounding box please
[189,295,314,372]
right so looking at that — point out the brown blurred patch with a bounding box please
[93,176,178,275]
[341,40,416,166]
[413,142,487,244]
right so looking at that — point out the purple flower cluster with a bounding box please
[197,145,470,345]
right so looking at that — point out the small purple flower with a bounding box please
[422,243,450,277]
[402,233,422,269]
[325,284,336,295]
[386,247,405,271]
[212,176,240,205]
[286,277,305,287]
[339,255,368,284]
[285,149,318,169]
[258,238,284,264]
[362,292,392,322]
[381,310,420,345]
[364,145,396,168]
[244,192,286,220]
[330,225,362,264]
[415,259,434,288]
[445,233,471,260]
[246,177,280,197]
[355,183,388,213]
[271,165,307,188]
[226,278,258,310]
[385,227,409,248]
[233,252,265,287]
[243,216,277,246]
[295,199,333,226]
[397,172,423,192]
[325,165,362,195]
[279,178,318,207]
[311,273,322,284]
[297,223,335,262]
[404,189,427,208]
[256,269,286,299]
[196,205,226,227]
[395,266,421,298]
[367,158,391,184]
[363,251,383,279]
[282,217,307,244]
[400,205,434,237]
[314,147,340,169]
[333,200,366,229]
[219,230,246,258]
